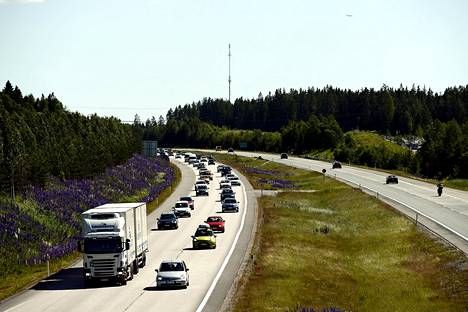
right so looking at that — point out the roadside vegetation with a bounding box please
[215,154,468,311]
[0,155,178,302]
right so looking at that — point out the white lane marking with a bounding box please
[3,302,26,312]
[195,173,248,312]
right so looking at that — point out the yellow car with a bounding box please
[192,228,217,249]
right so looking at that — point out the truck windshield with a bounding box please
[84,237,123,254]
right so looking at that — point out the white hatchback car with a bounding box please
[173,201,191,217]
[156,260,189,288]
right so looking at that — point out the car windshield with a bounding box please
[180,197,192,202]
[159,262,184,272]
[224,198,236,203]
[207,217,223,222]
[160,214,174,220]
[198,185,207,189]
[175,202,188,208]
[223,189,233,193]
[195,229,213,236]
[84,237,123,254]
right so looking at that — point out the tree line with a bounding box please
[138,114,344,155]
[0,81,142,195]
[141,84,468,179]
[167,85,468,135]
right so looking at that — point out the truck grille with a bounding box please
[91,258,116,277]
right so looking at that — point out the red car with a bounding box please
[205,216,225,233]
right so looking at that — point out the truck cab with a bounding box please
[80,203,148,286]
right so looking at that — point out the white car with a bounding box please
[219,179,231,187]
[227,175,241,186]
[220,182,232,190]
[173,201,191,217]
[156,260,189,288]
[195,180,208,188]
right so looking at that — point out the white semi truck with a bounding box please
[79,203,148,286]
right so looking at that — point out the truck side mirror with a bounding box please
[125,239,130,250]
[77,241,83,253]
[155,269,158,273]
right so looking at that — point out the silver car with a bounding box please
[156,260,189,288]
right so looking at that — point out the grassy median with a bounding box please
[212,154,468,312]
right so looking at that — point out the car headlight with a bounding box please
[157,276,163,281]
[179,274,186,280]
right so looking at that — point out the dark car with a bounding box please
[386,175,399,184]
[208,159,215,165]
[221,198,239,213]
[179,196,195,210]
[220,188,236,201]
[332,161,342,169]
[227,148,234,153]
[227,175,241,186]
[280,153,288,159]
[196,184,209,196]
[220,166,232,176]
[157,212,178,230]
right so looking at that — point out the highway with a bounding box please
[230,150,468,254]
[0,157,256,312]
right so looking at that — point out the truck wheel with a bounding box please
[128,266,134,281]
[139,252,147,268]
[133,261,139,274]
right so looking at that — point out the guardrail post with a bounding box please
[47,254,50,277]
[415,213,418,226]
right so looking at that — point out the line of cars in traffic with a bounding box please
[155,151,242,289]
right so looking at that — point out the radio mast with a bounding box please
[228,43,232,102]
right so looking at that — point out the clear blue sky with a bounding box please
[1,0,467,122]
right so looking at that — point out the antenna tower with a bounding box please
[228,43,232,102]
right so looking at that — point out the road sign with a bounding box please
[143,140,158,158]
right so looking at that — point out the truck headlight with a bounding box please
[157,276,163,281]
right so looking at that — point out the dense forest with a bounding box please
[0,81,141,195]
[141,85,468,179]
[167,85,468,134]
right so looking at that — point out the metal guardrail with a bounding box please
[327,173,468,247]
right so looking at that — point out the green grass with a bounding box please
[304,148,335,160]
[212,153,343,191]
[0,252,80,303]
[147,162,181,214]
[349,131,407,152]
[220,154,468,312]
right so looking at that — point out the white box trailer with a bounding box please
[80,203,148,286]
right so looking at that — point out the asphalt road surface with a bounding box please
[227,150,468,254]
[0,157,256,312]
